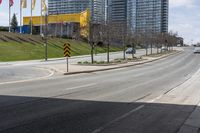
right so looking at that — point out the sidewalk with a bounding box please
[178,105,200,133]
[0,48,158,66]
[177,68,200,133]
[38,51,182,75]
[0,51,123,66]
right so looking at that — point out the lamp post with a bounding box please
[42,13,48,61]
[105,0,110,63]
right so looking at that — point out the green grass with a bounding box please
[0,36,121,62]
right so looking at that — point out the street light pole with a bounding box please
[105,0,110,63]
[44,13,48,61]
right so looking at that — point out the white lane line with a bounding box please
[65,83,97,91]
[147,94,164,103]
[91,105,145,133]
[0,69,54,85]
[147,67,200,103]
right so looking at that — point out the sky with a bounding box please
[0,0,200,44]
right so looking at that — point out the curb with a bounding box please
[64,51,183,75]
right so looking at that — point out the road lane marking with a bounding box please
[91,105,145,133]
[65,83,97,91]
[147,94,164,103]
[147,67,200,103]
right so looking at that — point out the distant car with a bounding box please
[161,47,168,51]
[194,47,200,53]
[126,48,136,54]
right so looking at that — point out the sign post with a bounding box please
[63,43,71,72]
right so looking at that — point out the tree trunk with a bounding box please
[91,43,94,64]
[146,44,148,56]
[157,46,159,54]
[123,43,126,60]
[132,44,134,58]
[107,43,110,63]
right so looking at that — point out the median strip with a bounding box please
[62,50,183,75]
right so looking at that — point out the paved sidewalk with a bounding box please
[178,106,200,133]
[177,69,200,133]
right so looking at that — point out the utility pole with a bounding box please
[30,0,33,35]
[105,0,110,63]
[20,0,22,33]
[89,1,94,64]
[40,0,43,35]
[44,13,48,61]
[9,2,11,32]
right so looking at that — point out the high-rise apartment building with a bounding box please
[135,0,168,33]
[48,0,168,33]
[91,0,127,24]
[108,0,127,22]
[48,0,90,15]
[91,0,106,23]
[91,0,168,33]
[127,0,137,31]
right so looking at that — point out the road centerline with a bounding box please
[65,83,97,91]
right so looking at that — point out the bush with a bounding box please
[83,61,89,64]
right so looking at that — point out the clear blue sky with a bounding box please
[0,0,200,44]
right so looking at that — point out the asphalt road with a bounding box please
[0,47,200,133]
[0,48,156,83]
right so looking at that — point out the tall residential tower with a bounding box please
[91,0,106,23]
[91,0,169,33]
[135,0,168,33]
[48,0,90,15]
[48,0,169,33]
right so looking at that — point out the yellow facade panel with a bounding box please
[23,16,45,25]
[23,13,83,25]
[23,10,90,38]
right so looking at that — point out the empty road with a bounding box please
[0,47,200,133]
[0,48,156,83]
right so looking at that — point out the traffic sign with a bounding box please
[63,43,71,72]
[64,43,71,57]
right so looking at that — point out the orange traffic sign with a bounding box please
[64,43,71,57]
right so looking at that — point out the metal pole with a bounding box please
[44,13,48,61]
[9,2,11,32]
[30,0,33,35]
[40,0,43,35]
[20,0,22,33]
[66,57,69,72]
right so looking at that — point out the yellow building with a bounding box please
[23,9,90,38]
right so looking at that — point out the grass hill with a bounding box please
[0,32,121,61]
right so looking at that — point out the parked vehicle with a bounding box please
[126,48,136,54]
[161,47,168,51]
[194,47,200,53]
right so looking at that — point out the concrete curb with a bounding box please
[64,51,183,75]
